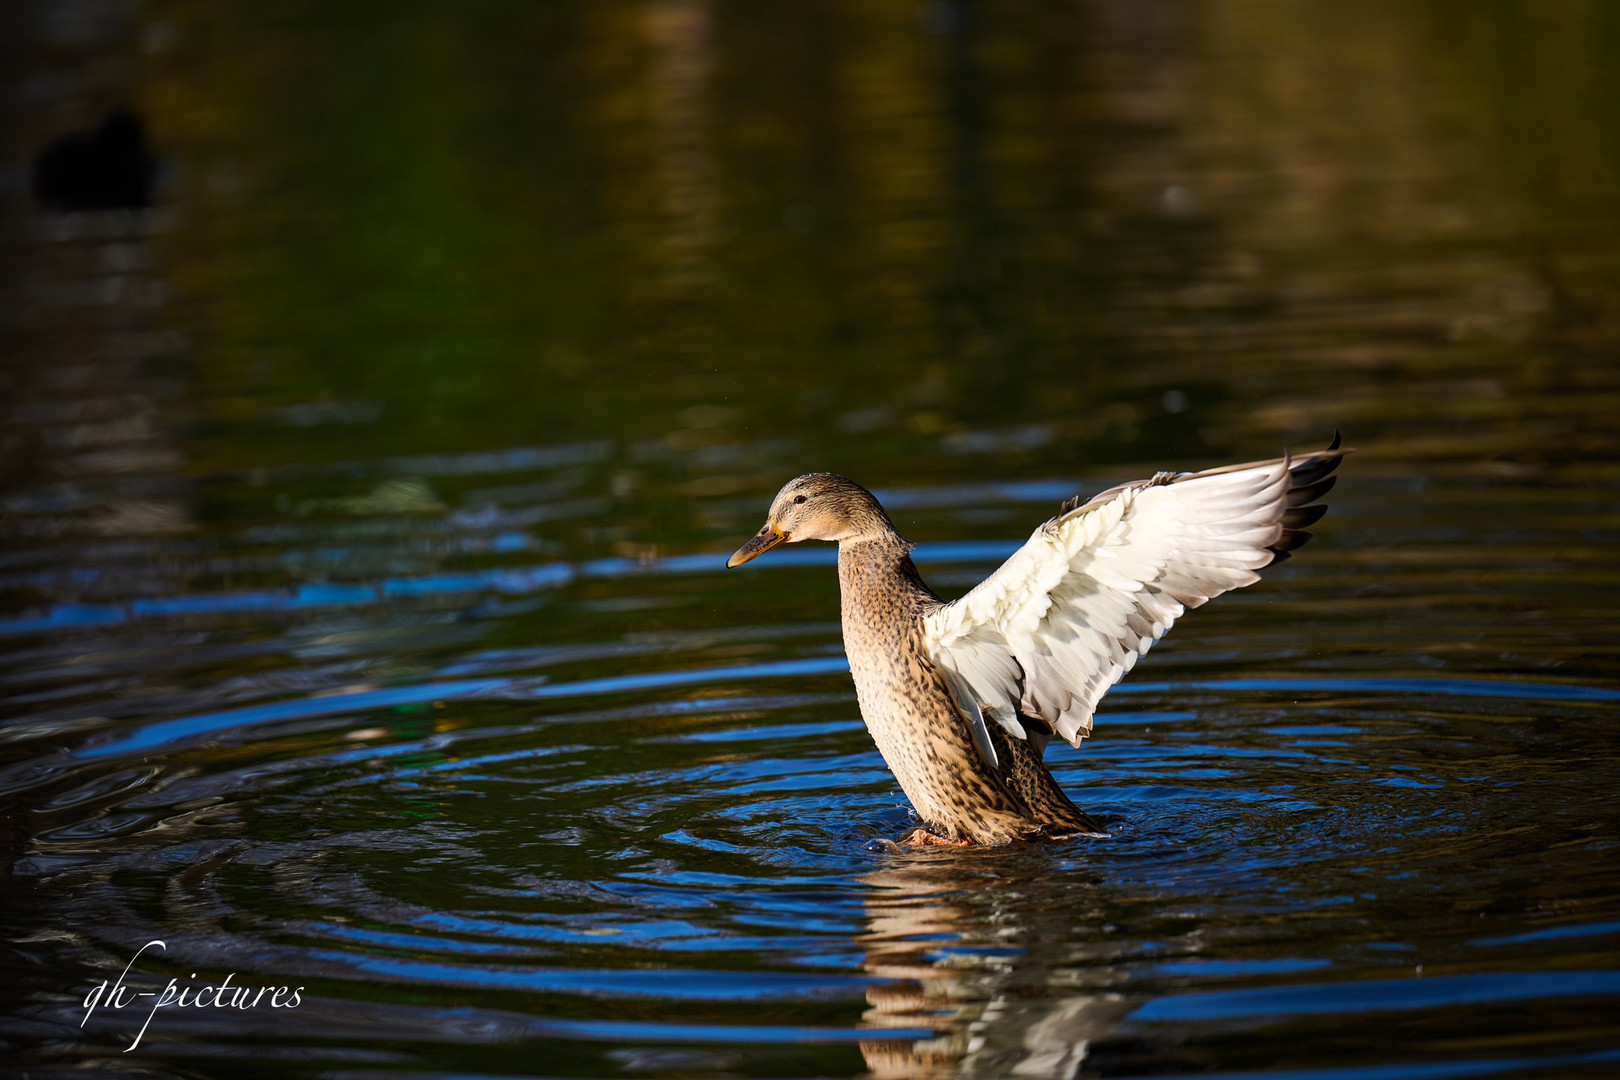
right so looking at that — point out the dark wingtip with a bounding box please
[1283,502,1330,531]
[1268,434,1347,563]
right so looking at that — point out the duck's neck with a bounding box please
[835,532,936,634]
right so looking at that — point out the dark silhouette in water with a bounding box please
[34,111,155,211]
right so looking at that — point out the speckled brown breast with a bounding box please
[836,535,1099,844]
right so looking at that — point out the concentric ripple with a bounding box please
[5,496,1619,1075]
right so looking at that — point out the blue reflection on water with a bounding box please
[313,948,880,1000]
[72,660,848,760]
[1469,920,1620,947]
[0,541,1029,636]
[70,668,1620,763]
[1131,969,1620,1022]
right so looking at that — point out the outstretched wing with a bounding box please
[922,438,1346,751]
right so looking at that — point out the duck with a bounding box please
[726,435,1347,846]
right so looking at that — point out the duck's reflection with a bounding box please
[856,852,1133,1079]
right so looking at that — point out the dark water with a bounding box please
[4,2,1620,1077]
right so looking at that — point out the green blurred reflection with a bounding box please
[150,0,1615,495]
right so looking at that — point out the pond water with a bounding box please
[3,2,1619,1078]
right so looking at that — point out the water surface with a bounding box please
[3,2,1619,1078]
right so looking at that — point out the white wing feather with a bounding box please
[922,457,1294,749]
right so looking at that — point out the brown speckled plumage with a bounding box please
[835,531,1100,844]
[728,443,1346,846]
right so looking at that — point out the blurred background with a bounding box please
[2,1,1618,1078]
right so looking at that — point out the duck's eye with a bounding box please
[793,494,807,504]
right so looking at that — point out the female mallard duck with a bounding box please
[727,436,1347,846]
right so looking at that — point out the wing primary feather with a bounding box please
[1287,474,1338,507]
[1283,503,1330,530]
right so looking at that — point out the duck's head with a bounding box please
[726,473,893,567]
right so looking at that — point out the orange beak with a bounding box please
[726,525,788,568]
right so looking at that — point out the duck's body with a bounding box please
[728,437,1346,845]
[836,533,1100,843]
